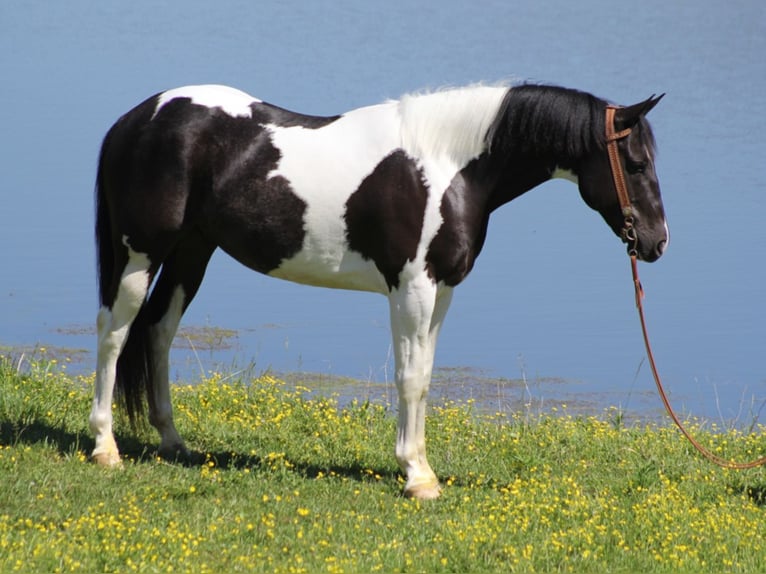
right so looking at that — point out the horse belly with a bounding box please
[268,242,389,294]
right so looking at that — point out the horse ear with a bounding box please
[614,93,665,131]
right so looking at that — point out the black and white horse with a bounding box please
[91,82,667,499]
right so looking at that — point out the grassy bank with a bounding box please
[1,354,765,573]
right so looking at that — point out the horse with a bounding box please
[90,82,667,499]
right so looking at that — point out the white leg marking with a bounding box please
[388,277,454,499]
[148,286,188,459]
[89,248,151,466]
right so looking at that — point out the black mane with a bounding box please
[487,84,606,169]
[487,84,657,169]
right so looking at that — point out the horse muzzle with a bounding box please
[632,223,668,262]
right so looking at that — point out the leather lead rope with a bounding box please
[607,106,766,470]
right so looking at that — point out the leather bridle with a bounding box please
[605,105,766,470]
[605,105,638,256]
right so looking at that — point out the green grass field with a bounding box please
[1,353,765,573]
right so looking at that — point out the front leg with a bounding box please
[388,279,453,499]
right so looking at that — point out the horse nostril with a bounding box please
[656,239,667,256]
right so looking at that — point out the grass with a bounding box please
[1,353,766,573]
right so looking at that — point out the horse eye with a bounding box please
[627,161,647,175]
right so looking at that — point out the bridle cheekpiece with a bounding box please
[605,105,637,256]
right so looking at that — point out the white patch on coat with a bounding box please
[115,237,152,314]
[265,102,402,293]
[153,85,261,119]
[398,85,508,165]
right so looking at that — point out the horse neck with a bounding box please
[474,151,560,213]
[482,86,604,211]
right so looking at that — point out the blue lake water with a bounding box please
[1,1,765,422]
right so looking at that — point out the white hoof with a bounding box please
[91,450,122,467]
[404,480,442,500]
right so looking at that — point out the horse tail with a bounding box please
[95,133,114,309]
[95,125,154,427]
[116,307,154,427]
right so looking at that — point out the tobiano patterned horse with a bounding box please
[91,82,667,499]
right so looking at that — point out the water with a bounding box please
[2,0,765,422]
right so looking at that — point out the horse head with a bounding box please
[577,95,668,262]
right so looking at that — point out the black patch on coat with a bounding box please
[98,92,341,281]
[344,151,429,290]
[424,150,552,287]
[249,101,341,129]
[425,157,492,287]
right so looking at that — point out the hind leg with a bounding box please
[144,231,215,459]
[90,244,153,466]
[147,284,187,459]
